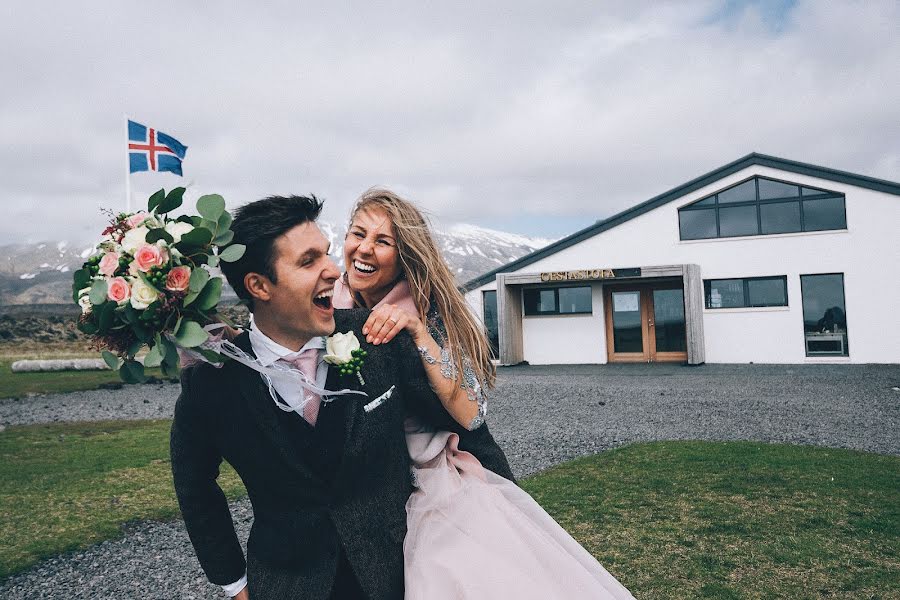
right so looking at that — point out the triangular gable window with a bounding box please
[678,176,846,240]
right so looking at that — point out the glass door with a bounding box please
[605,285,687,363]
[652,288,688,362]
[609,290,648,360]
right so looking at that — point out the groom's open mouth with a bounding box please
[313,289,333,311]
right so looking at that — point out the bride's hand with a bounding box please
[363,304,425,345]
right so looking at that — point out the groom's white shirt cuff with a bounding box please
[222,320,329,595]
[222,575,247,597]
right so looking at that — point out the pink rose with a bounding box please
[126,212,149,229]
[98,252,120,277]
[107,277,131,304]
[165,265,192,292]
[134,244,167,272]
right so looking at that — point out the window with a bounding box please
[524,286,592,316]
[801,273,849,356]
[679,176,846,240]
[704,276,788,309]
[482,290,499,358]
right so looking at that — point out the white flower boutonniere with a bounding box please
[324,331,368,385]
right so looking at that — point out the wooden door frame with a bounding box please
[604,283,688,363]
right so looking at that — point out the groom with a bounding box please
[170,195,513,600]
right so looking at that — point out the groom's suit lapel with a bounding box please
[232,332,325,485]
[327,312,378,486]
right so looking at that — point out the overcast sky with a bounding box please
[2,0,897,245]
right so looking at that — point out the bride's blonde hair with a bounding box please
[348,188,496,389]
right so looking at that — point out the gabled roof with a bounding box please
[462,152,900,291]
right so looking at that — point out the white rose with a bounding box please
[121,226,149,254]
[165,221,194,243]
[324,331,361,365]
[77,287,92,314]
[130,277,160,310]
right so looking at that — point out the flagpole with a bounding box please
[124,114,132,213]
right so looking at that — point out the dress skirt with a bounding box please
[404,428,636,600]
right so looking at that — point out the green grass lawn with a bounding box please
[0,359,169,399]
[0,420,245,580]
[523,441,900,599]
[1,424,898,599]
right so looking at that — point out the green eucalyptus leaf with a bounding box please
[120,359,146,384]
[89,279,108,305]
[132,321,151,342]
[161,356,180,379]
[178,227,213,247]
[143,344,163,368]
[219,244,246,263]
[160,336,180,368]
[197,194,226,221]
[73,268,91,295]
[199,218,218,232]
[213,230,234,246]
[148,189,166,213]
[189,268,210,292]
[127,338,144,357]
[183,289,200,307]
[102,350,120,370]
[176,215,194,224]
[174,320,209,348]
[195,278,223,311]
[98,301,116,333]
[196,348,225,364]
[146,228,174,244]
[217,211,233,230]
[156,187,185,214]
[78,320,98,335]
[206,254,220,267]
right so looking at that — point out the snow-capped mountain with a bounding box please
[0,224,552,305]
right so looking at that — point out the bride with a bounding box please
[332,188,635,599]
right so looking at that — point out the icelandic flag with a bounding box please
[128,120,188,176]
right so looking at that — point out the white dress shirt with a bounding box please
[222,318,329,598]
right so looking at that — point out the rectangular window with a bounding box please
[801,273,849,356]
[524,286,592,316]
[679,208,717,240]
[719,205,759,237]
[704,276,788,309]
[558,287,592,314]
[482,290,499,358]
[760,201,801,234]
[802,197,847,231]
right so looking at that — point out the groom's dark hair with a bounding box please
[221,195,324,309]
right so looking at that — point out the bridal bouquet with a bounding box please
[73,188,245,382]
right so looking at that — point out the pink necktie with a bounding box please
[286,349,321,425]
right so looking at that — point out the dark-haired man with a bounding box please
[170,195,512,599]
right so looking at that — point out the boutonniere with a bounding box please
[323,331,368,385]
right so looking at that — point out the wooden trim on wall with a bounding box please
[497,274,524,365]
[682,264,706,365]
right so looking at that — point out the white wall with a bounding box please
[521,285,607,364]
[465,164,900,364]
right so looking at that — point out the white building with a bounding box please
[464,154,900,365]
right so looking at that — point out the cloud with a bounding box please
[1,0,897,243]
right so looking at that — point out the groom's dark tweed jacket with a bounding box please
[171,309,513,600]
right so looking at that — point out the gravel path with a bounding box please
[2,363,899,598]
